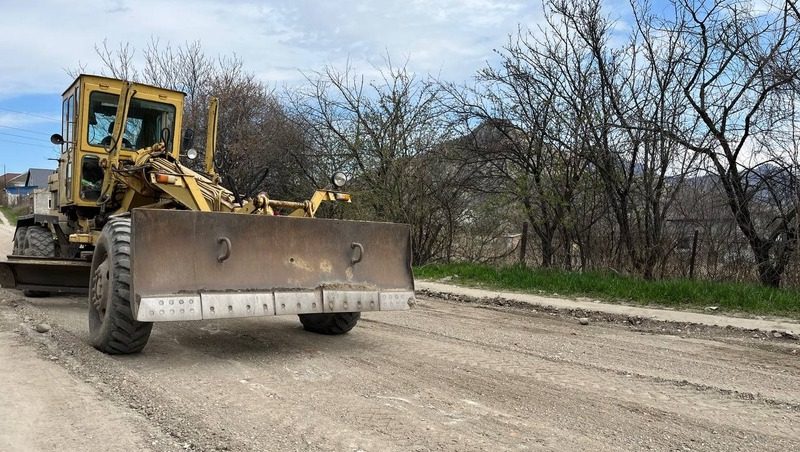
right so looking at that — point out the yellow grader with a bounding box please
[0,75,415,354]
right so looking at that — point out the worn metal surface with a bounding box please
[274,291,323,315]
[379,291,416,311]
[201,292,272,319]
[137,295,202,321]
[136,289,410,321]
[323,289,380,312]
[131,209,414,303]
[0,257,91,293]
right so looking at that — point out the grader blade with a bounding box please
[131,209,415,321]
[0,257,91,293]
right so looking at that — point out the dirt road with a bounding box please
[1,290,799,451]
[1,217,800,451]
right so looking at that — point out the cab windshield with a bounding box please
[87,91,176,150]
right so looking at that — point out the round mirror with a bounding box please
[331,171,348,188]
[186,148,198,160]
[50,134,64,145]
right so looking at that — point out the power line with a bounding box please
[0,138,54,149]
[0,106,60,122]
[0,130,49,143]
[0,124,51,137]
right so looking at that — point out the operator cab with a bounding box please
[52,74,185,209]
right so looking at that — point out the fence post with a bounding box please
[689,229,699,279]
[519,221,529,267]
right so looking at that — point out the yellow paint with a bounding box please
[69,233,98,244]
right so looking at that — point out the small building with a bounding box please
[0,172,22,205]
[4,168,55,207]
[0,172,22,187]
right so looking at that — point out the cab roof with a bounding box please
[64,74,186,98]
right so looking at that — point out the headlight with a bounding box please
[331,171,348,188]
[186,148,198,160]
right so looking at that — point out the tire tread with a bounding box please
[91,218,153,354]
[20,226,53,297]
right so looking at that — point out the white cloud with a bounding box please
[0,0,544,97]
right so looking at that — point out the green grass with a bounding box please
[0,205,19,224]
[415,262,800,318]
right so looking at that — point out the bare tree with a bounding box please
[290,60,470,263]
[538,0,697,278]
[445,0,693,278]
[94,39,138,81]
[443,28,590,268]
[637,0,800,286]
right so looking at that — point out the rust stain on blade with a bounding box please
[319,260,333,274]
[290,257,314,273]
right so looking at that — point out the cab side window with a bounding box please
[80,155,103,201]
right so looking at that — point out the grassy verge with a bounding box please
[415,262,800,319]
[0,205,19,224]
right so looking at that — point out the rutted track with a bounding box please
[1,288,799,451]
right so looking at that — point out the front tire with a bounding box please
[299,312,360,335]
[88,218,152,354]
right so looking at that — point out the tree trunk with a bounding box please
[540,236,554,268]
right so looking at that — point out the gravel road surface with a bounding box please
[1,218,799,451]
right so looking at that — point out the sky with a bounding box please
[0,0,619,174]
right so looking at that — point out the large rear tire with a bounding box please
[21,226,54,297]
[299,312,360,335]
[88,218,153,354]
[12,226,28,255]
[23,226,55,257]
